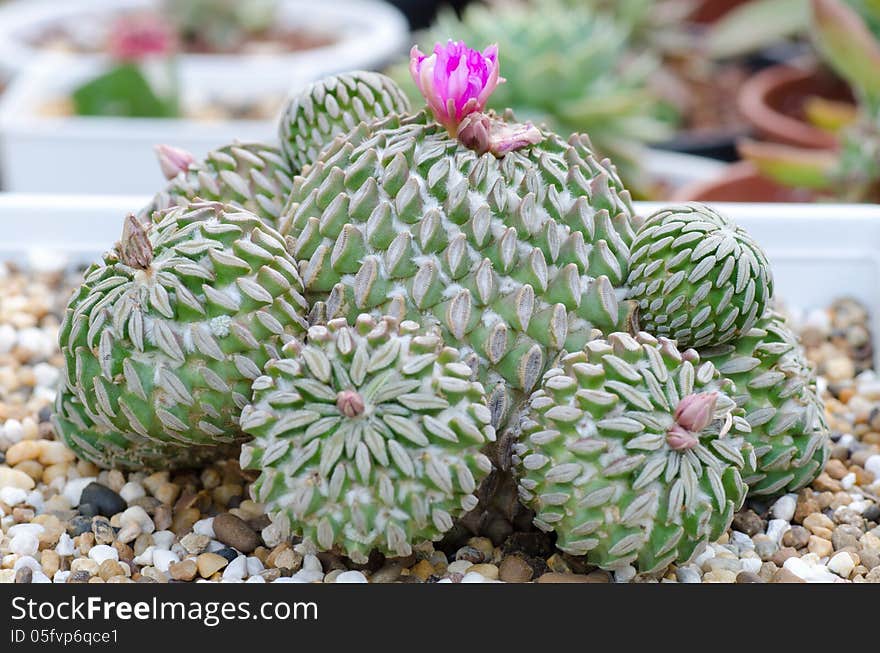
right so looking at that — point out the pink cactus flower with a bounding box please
[108,14,175,62]
[409,40,503,135]
[673,392,718,434]
[154,144,194,180]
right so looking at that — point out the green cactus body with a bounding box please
[284,109,639,426]
[514,332,753,573]
[54,202,308,469]
[701,312,830,496]
[240,314,495,563]
[627,204,774,349]
[142,142,295,231]
[278,71,411,175]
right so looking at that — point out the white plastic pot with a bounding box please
[0,56,292,194]
[3,194,878,342]
[0,0,409,82]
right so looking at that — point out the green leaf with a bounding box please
[706,0,811,59]
[738,139,838,188]
[72,63,179,118]
[812,0,880,102]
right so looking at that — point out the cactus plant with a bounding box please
[240,314,495,562]
[513,332,753,573]
[55,202,308,469]
[142,141,294,231]
[700,312,830,496]
[278,71,412,175]
[390,0,672,193]
[626,204,774,349]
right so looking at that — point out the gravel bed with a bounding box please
[1,261,878,584]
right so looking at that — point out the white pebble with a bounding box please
[0,487,28,506]
[827,552,856,578]
[246,556,264,576]
[55,533,74,557]
[32,362,60,389]
[63,477,97,507]
[783,557,837,583]
[447,560,473,575]
[53,570,70,584]
[740,557,762,574]
[206,540,226,553]
[245,575,266,583]
[2,418,24,443]
[133,546,155,566]
[260,521,285,548]
[152,549,179,573]
[17,328,53,358]
[302,554,322,573]
[119,482,145,503]
[10,533,39,557]
[151,531,175,550]
[8,523,44,539]
[222,555,248,581]
[460,571,488,583]
[692,545,715,568]
[840,473,856,490]
[848,499,871,514]
[88,545,119,565]
[31,571,52,584]
[865,455,880,479]
[192,518,215,538]
[290,569,324,583]
[13,556,42,572]
[770,494,797,522]
[25,490,43,511]
[766,518,791,544]
[0,325,15,354]
[120,506,154,533]
[613,565,637,583]
[335,570,368,584]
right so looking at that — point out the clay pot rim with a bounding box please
[670,161,813,203]
[738,63,842,150]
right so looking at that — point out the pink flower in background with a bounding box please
[410,40,503,135]
[109,14,175,62]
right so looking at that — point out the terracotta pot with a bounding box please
[688,0,752,24]
[738,63,852,148]
[671,162,815,202]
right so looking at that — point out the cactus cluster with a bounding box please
[55,41,828,577]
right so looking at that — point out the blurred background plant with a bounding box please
[71,14,179,118]
[389,0,676,196]
[740,0,880,201]
[162,0,278,53]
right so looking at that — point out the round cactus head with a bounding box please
[278,71,411,175]
[240,314,495,563]
[55,202,308,469]
[626,203,773,349]
[513,332,754,574]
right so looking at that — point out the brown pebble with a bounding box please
[782,526,810,549]
[15,567,33,584]
[98,560,125,581]
[771,568,806,583]
[499,555,533,583]
[770,547,799,566]
[41,550,60,578]
[153,504,172,532]
[197,553,228,579]
[536,571,610,583]
[794,489,820,524]
[212,513,261,553]
[812,472,842,492]
[171,507,200,535]
[168,559,197,582]
[409,560,435,581]
[825,458,848,480]
[736,571,763,583]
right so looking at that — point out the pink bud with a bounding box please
[488,121,543,156]
[666,424,699,451]
[673,392,718,434]
[336,390,365,418]
[456,112,492,155]
[154,144,194,180]
[410,40,503,135]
